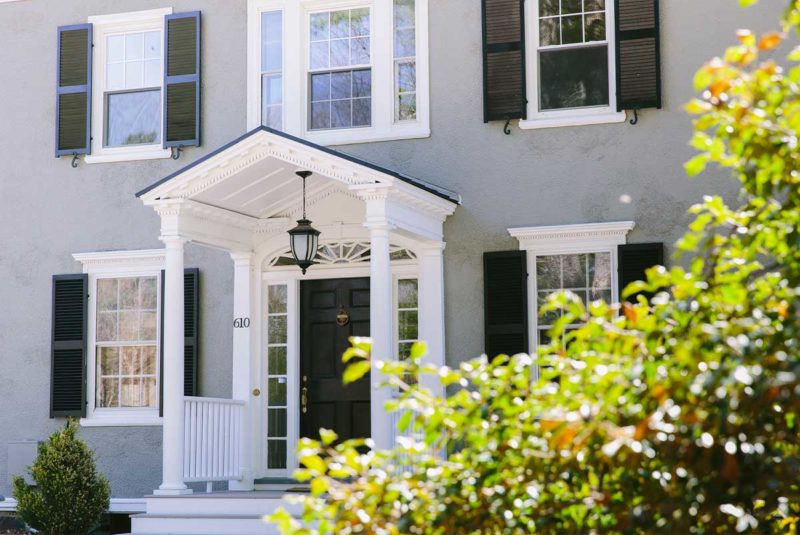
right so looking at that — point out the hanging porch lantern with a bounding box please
[288,171,321,274]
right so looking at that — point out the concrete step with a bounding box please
[142,491,301,516]
[129,512,282,535]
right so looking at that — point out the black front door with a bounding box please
[300,277,371,442]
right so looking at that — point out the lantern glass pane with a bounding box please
[292,234,309,262]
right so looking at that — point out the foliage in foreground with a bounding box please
[270,1,800,533]
[12,420,110,535]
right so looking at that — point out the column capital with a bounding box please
[418,241,447,255]
[365,222,394,234]
[230,251,255,266]
[160,235,187,247]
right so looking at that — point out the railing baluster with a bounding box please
[182,397,246,485]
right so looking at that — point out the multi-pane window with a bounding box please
[397,279,419,359]
[308,8,372,130]
[105,30,162,146]
[261,11,283,129]
[95,276,158,408]
[266,284,289,470]
[535,253,612,345]
[393,0,416,122]
[537,0,609,111]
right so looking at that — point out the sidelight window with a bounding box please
[265,283,289,470]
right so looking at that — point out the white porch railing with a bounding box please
[183,397,245,486]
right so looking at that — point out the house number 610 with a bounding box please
[233,318,250,328]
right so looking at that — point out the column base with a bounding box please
[228,477,255,491]
[153,485,193,496]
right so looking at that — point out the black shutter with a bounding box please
[164,12,201,148]
[159,269,199,416]
[484,251,529,358]
[618,243,664,302]
[482,0,526,123]
[56,24,92,157]
[615,0,661,111]
[51,275,88,418]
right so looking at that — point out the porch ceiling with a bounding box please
[136,127,460,221]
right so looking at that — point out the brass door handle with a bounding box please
[301,386,308,414]
[252,388,261,397]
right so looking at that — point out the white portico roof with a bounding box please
[136,126,460,220]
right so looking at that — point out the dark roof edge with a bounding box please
[136,126,461,204]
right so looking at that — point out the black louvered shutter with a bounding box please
[618,243,664,302]
[482,0,526,123]
[51,275,88,418]
[159,269,199,416]
[484,251,529,358]
[56,24,92,157]
[615,0,661,111]
[164,12,201,148]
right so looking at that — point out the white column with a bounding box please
[230,253,256,490]
[368,224,394,450]
[418,242,446,398]
[155,237,191,495]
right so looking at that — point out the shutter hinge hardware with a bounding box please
[171,146,183,160]
[503,119,512,135]
[629,109,639,125]
[70,153,80,168]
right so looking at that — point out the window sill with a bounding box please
[80,415,163,427]
[302,123,430,147]
[84,147,172,165]
[518,111,627,130]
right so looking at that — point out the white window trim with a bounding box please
[85,8,173,164]
[509,221,635,355]
[519,0,626,130]
[247,0,430,146]
[73,249,166,427]
[258,261,418,480]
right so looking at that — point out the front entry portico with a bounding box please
[135,127,459,495]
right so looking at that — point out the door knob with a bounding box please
[252,388,261,397]
[301,386,308,414]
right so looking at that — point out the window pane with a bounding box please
[97,279,117,311]
[143,58,160,87]
[121,346,141,375]
[142,346,157,375]
[311,73,331,101]
[539,18,560,46]
[397,94,416,121]
[268,285,288,313]
[140,277,157,309]
[589,253,612,290]
[394,28,415,57]
[537,291,560,326]
[561,0,582,14]
[140,311,157,340]
[268,408,287,437]
[353,69,372,97]
[119,278,138,309]
[311,102,331,129]
[120,378,142,407]
[585,0,605,11]
[144,31,161,59]
[394,0,415,28]
[262,11,283,71]
[585,13,606,42]
[97,378,119,408]
[269,316,287,344]
[125,61,144,89]
[330,38,350,68]
[536,256,561,290]
[268,378,287,405]
[351,7,370,36]
[97,312,117,342]
[108,35,124,62]
[539,46,609,110]
[268,440,287,469]
[561,15,583,44]
[143,377,157,407]
[351,37,371,65]
[310,12,329,41]
[269,346,287,376]
[106,90,161,146]
[399,310,418,341]
[353,98,372,126]
[119,311,138,340]
[562,254,587,288]
[539,0,559,16]
[107,63,125,92]
[398,279,418,308]
[125,32,144,61]
[331,99,352,129]
[98,347,119,376]
[310,41,329,70]
[331,71,352,99]
[330,10,350,39]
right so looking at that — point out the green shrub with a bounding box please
[12,420,110,535]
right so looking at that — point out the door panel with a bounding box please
[300,277,371,442]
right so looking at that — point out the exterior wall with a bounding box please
[0,0,777,498]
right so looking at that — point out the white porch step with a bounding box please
[129,491,303,535]
[130,513,281,534]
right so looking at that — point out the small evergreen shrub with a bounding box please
[12,420,110,535]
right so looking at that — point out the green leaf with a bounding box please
[319,428,338,446]
[343,360,371,384]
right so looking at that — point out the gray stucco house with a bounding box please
[0,0,776,532]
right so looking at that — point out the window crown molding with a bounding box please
[509,221,635,252]
[88,7,172,26]
[73,249,166,273]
